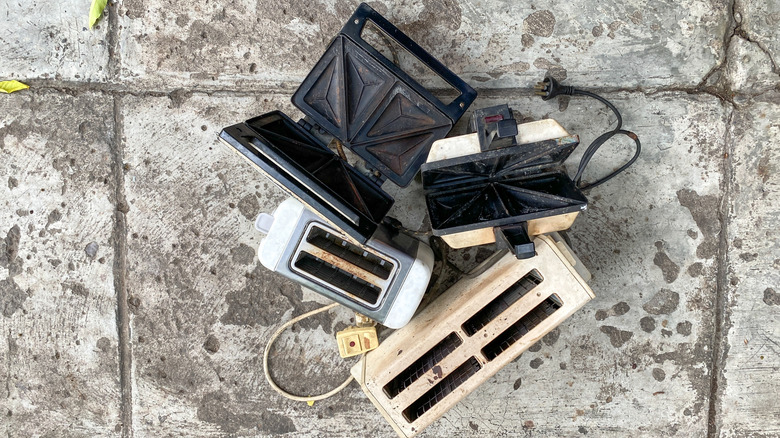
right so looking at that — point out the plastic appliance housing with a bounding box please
[351,233,594,436]
[255,198,433,329]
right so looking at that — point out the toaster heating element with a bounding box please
[351,233,594,437]
[255,198,433,329]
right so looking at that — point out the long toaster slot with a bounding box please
[401,357,482,423]
[481,294,562,361]
[306,226,393,280]
[291,224,398,306]
[461,269,543,336]
[382,333,463,399]
[294,253,382,304]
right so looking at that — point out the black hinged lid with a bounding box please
[220,112,393,243]
[292,2,477,187]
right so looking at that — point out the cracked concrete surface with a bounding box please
[1,0,780,437]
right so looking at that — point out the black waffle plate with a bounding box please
[292,3,477,187]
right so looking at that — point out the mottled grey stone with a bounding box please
[0,0,110,81]
[0,92,120,436]
[719,36,779,94]
[720,97,780,437]
[737,0,780,88]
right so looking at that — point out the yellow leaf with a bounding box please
[306,400,314,406]
[89,0,108,29]
[0,80,29,94]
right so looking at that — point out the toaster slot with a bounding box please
[481,294,562,361]
[401,357,482,423]
[461,269,542,336]
[294,252,382,304]
[306,226,393,280]
[382,332,462,399]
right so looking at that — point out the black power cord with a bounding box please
[534,76,641,190]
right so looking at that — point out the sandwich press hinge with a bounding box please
[469,104,519,152]
[297,117,335,146]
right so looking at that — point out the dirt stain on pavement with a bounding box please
[599,326,633,348]
[230,243,255,265]
[524,10,556,37]
[642,289,680,315]
[677,189,720,259]
[197,391,296,434]
[653,241,680,283]
[595,302,631,321]
[0,224,22,276]
[763,288,780,306]
[221,265,333,330]
[0,277,26,317]
[640,316,656,333]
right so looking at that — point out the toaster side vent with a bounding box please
[306,226,393,280]
[382,332,462,399]
[481,294,562,361]
[294,253,381,304]
[462,269,542,336]
[402,357,482,423]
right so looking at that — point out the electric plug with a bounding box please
[534,76,575,101]
[336,326,379,358]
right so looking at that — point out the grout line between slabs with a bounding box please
[19,78,761,105]
[110,94,133,438]
[707,1,736,433]
[106,0,121,81]
[108,2,131,435]
[706,105,736,438]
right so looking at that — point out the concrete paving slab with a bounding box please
[7,1,780,435]
[0,0,110,81]
[414,91,729,437]
[707,0,780,98]
[719,95,780,437]
[0,91,120,436]
[116,0,730,91]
